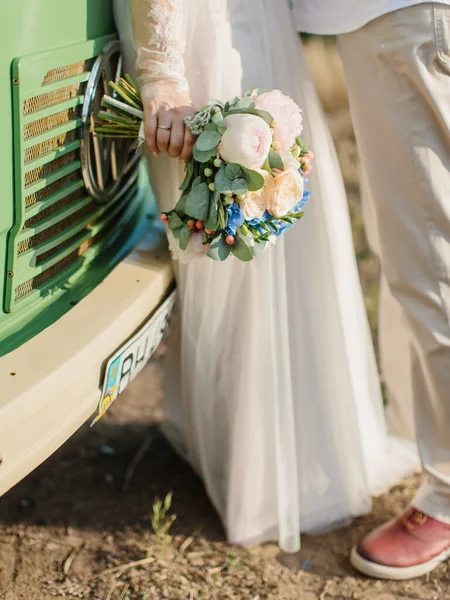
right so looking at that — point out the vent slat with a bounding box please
[23,119,81,150]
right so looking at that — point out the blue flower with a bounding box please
[225,202,245,236]
[294,190,311,213]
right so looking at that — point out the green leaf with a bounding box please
[185,182,210,221]
[231,236,254,262]
[214,166,233,194]
[172,226,184,239]
[207,235,231,262]
[224,108,274,126]
[193,145,218,163]
[204,122,218,132]
[179,226,191,251]
[268,149,285,171]
[218,202,227,229]
[196,130,222,151]
[175,194,187,217]
[239,166,265,192]
[245,87,270,96]
[205,191,221,231]
[235,97,255,109]
[231,178,248,195]
[179,160,194,191]
[168,212,184,230]
[225,163,242,181]
[212,112,227,128]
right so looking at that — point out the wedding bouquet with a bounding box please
[95,78,313,262]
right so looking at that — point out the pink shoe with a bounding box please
[350,507,450,580]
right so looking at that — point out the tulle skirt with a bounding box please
[114,0,419,552]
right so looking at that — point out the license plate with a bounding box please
[92,290,177,425]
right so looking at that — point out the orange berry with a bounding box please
[196,221,204,230]
[225,235,235,245]
[205,228,214,235]
[160,213,168,222]
[187,220,196,230]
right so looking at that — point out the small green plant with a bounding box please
[151,492,176,538]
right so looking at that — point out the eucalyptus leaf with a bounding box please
[168,212,184,230]
[205,191,221,232]
[231,236,254,262]
[239,166,265,192]
[196,130,222,152]
[268,148,285,171]
[204,122,218,132]
[207,235,231,262]
[214,166,233,195]
[172,226,183,239]
[212,112,226,127]
[235,97,255,109]
[224,108,274,126]
[231,178,248,195]
[179,160,194,191]
[193,145,218,163]
[175,194,187,217]
[225,163,242,181]
[185,182,211,221]
[179,226,191,251]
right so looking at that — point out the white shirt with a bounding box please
[292,1,450,35]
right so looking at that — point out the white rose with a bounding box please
[239,170,275,220]
[266,168,304,218]
[219,114,272,170]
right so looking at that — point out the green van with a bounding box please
[0,0,174,496]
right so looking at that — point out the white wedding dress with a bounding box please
[114,0,419,552]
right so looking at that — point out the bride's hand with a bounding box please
[142,82,197,161]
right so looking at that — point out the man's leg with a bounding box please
[338,3,450,578]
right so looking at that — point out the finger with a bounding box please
[145,112,158,154]
[168,119,185,159]
[156,112,172,154]
[180,127,197,162]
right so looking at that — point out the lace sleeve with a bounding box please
[129,0,190,97]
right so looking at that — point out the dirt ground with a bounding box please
[1,41,447,600]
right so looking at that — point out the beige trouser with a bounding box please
[338,3,450,523]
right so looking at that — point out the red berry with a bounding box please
[196,221,204,230]
[160,213,168,222]
[205,228,214,235]
[225,235,235,246]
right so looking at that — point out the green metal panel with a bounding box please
[0,1,155,356]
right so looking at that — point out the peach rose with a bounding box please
[267,168,304,218]
[239,171,275,220]
[254,90,303,153]
[219,114,272,170]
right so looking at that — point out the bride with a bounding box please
[113,0,418,552]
